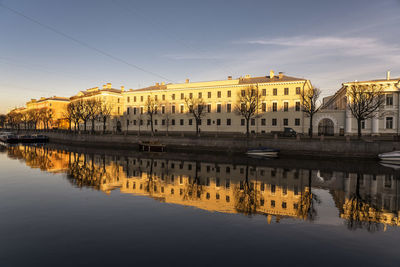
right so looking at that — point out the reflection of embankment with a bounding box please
[6,144,400,230]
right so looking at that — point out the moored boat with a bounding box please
[378,151,400,162]
[246,147,279,157]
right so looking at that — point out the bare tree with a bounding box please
[145,95,159,135]
[185,97,206,135]
[28,109,40,130]
[99,101,113,134]
[161,103,171,135]
[38,107,53,130]
[0,114,6,129]
[63,102,75,132]
[235,85,263,137]
[346,83,385,138]
[300,85,321,137]
[85,99,102,134]
[21,112,30,130]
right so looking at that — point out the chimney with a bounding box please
[155,82,159,86]
[121,85,125,92]
[161,82,165,85]
[278,72,284,79]
[185,79,189,83]
[245,74,251,78]
[387,70,391,80]
[106,83,112,89]
[103,84,106,89]
[227,76,232,80]
[270,70,275,79]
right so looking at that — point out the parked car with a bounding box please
[271,127,297,137]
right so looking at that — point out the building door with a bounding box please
[318,118,334,136]
[116,121,122,133]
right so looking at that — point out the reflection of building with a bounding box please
[6,145,400,229]
[340,173,400,229]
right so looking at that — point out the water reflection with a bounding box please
[5,145,400,231]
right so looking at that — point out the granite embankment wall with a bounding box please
[41,132,400,158]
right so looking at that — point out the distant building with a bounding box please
[317,71,400,135]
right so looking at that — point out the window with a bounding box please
[133,120,137,125]
[127,97,130,103]
[162,106,165,114]
[226,179,230,188]
[273,88,277,95]
[180,105,184,113]
[217,104,221,113]
[296,87,301,94]
[283,118,288,126]
[189,93,193,99]
[181,93,184,100]
[241,90,245,97]
[295,118,300,126]
[198,119,202,125]
[162,119,165,126]
[134,96,137,102]
[272,118,277,126]
[154,119,158,125]
[127,107,130,115]
[295,101,300,111]
[127,119,130,126]
[251,118,255,126]
[155,95,158,101]
[172,94,175,100]
[118,107,120,114]
[284,102,288,112]
[361,120,365,129]
[284,88,289,95]
[282,202,287,209]
[261,118,266,126]
[262,89,266,96]
[171,119,175,125]
[133,107,137,115]
[272,102,277,112]
[386,94,393,106]
[217,91,221,98]
[227,119,231,126]
[171,105,176,113]
[271,200,275,207]
[217,119,221,125]
[162,94,165,101]
[208,92,211,98]
[140,96,143,102]
[241,119,245,126]
[207,104,211,113]
[261,102,266,112]
[140,119,143,125]
[386,117,393,129]
[227,103,231,113]
[227,90,231,97]
[180,119,184,125]
[207,119,211,125]
[198,92,202,98]
[226,196,230,202]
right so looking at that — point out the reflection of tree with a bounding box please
[296,170,320,221]
[344,173,382,232]
[183,161,204,201]
[234,165,258,215]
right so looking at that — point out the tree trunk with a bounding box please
[84,121,87,132]
[150,115,154,135]
[246,118,250,137]
[309,114,313,137]
[103,117,106,134]
[91,119,95,134]
[357,119,362,139]
[196,119,199,135]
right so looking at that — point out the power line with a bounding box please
[0,3,174,83]
[110,0,235,78]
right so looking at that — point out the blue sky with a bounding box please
[1,0,400,113]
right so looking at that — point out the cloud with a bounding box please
[241,36,400,62]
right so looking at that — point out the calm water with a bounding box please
[1,144,400,267]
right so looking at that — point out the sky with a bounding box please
[1,0,400,113]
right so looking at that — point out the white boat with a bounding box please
[246,147,279,157]
[378,151,400,162]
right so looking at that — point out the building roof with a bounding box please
[37,96,70,103]
[131,84,168,92]
[238,75,306,84]
[70,88,122,100]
